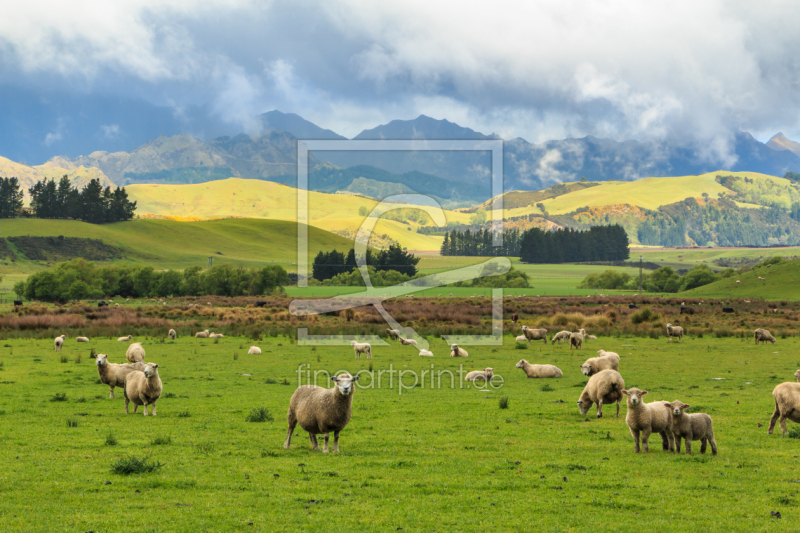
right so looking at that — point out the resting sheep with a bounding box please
[248,346,262,355]
[666,323,683,342]
[623,388,675,453]
[754,328,776,345]
[123,363,162,416]
[521,325,548,345]
[570,332,583,351]
[515,335,528,342]
[577,369,625,418]
[117,335,132,342]
[551,331,571,344]
[581,351,620,376]
[399,337,418,346]
[195,330,210,338]
[125,342,145,363]
[768,382,800,435]
[54,335,66,351]
[668,401,717,455]
[450,344,468,357]
[209,333,224,338]
[284,372,360,453]
[168,329,176,340]
[386,329,401,340]
[351,341,372,360]
[465,368,494,382]
[95,354,145,399]
[516,359,562,378]
[76,336,90,343]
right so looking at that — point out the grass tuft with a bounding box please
[246,407,274,423]
[66,419,78,428]
[151,435,172,446]
[110,455,164,475]
[105,432,118,446]
[50,393,68,402]
[499,397,510,409]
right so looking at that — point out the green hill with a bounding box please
[682,257,800,300]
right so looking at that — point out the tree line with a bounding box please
[0,177,24,218]
[578,264,724,293]
[519,225,629,263]
[440,228,521,256]
[312,244,420,281]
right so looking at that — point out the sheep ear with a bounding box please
[331,376,339,382]
[641,390,648,396]
[352,375,360,382]
[682,404,690,410]
[622,390,628,395]
[153,364,158,368]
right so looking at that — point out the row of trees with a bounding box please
[440,228,522,256]
[311,244,420,281]
[519,225,630,264]
[578,264,723,293]
[17,259,289,302]
[0,177,24,218]
[28,176,137,223]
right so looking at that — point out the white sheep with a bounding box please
[450,344,468,357]
[168,329,176,340]
[515,335,528,342]
[577,369,625,418]
[76,336,90,343]
[754,328,776,345]
[668,401,717,455]
[516,359,562,378]
[418,349,434,357]
[54,334,66,351]
[248,346,262,355]
[399,337,418,346]
[386,329,401,340]
[284,372,360,452]
[117,335,132,342]
[521,325,548,344]
[623,387,675,453]
[666,323,683,342]
[209,333,224,338]
[123,363,162,416]
[465,368,494,381]
[551,331,571,344]
[585,334,598,340]
[95,354,145,398]
[580,351,620,376]
[125,342,145,363]
[569,332,583,351]
[195,330,210,338]
[351,340,372,360]
[768,382,800,435]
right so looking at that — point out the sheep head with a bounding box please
[143,363,159,378]
[794,369,800,381]
[332,373,359,396]
[577,395,593,415]
[669,400,689,417]
[515,359,527,368]
[580,363,593,376]
[95,354,108,366]
[623,388,647,406]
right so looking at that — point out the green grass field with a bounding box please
[684,257,800,300]
[0,332,797,531]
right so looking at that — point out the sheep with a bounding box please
[168,329,176,340]
[754,328,776,345]
[515,335,528,342]
[248,346,262,355]
[623,388,675,453]
[449,344,468,357]
[125,342,145,363]
[54,335,66,351]
[769,382,800,435]
[577,369,625,418]
[570,332,583,351]
[585,335,598,340]
[195,330,210,338]
[123,363,162,416]
[95,354,145,399]
[350,340,372,360]
[551,330,571,344]
[76,337,90,343]
[668,401,717,455]
[795,369,800,383]
[399,337,418,346]
[521,325,548,344]
[516,359,562,378]
[465,368,494,381]
[284,372,360,452]
[117,335,132,342]
[511,313,519,324]
[418,349,434,357]
[209,333,225,338]
[580,351,620,376]
[386,329,401,340]
[666,323,683,342]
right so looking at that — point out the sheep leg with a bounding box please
[674,435,682,454]
[700,437,707,454]
[615,399,620,418]
[660,431,670,451]
[596,400,603,418]
[284,412,297,449]
[133,404,138,414]
[322,433,329,453]
[109,385,115,399]
[142,403,149,416]
[780,415,789,435]
[684,437,692,455]
[125,397,130,414]
[332,430,340,452]
[641,428,652,453]
[666,430,675,452]
[630,428,641,453]
[768,404,781,434]
[708,434,718,455]
[309,433,320,451]
[151,401,157,416]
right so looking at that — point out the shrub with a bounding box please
[630,308,659,325]
[50,393,68,402]
[151,435,172,445]
[246,407,274,423]
[110,455,164,475]
[515,342,528,350]
[552,313,569,326]
[499,397,510,409]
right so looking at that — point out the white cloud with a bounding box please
[44,131,62,146]
[101,124,120,138]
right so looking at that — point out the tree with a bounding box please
[80,179,107,224]
[0,177,24,218]
[679,264,719,292]
[358,205,368,216]
[373,244,419,276]
[13,280,25,299]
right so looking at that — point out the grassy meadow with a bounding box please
[0,331,798,531]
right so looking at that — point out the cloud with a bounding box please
[44,131,62,146]
[101,124,120,138]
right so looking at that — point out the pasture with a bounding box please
[0,331,798,531]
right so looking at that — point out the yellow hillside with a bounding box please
[0,155,115,200]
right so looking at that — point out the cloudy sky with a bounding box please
[2,0,799,159]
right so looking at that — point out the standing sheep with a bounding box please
[54,335,66,351]
[668,401,717,455]
[449,344,468,357]
[117,335,132,342]
[284,372,360,453]
[768,382,800,435]
[623,388,675,453]
[386,329,401,340]
[551,331,571,344]
[464,368,494,381]
[350,341,372,360]
[95,354,145,399]
[666,323,683,342]
[521,325,548,345]
[570,332,584,351]
[754,328,776,345]
[580,351,620,376]
[516,359,562,378]
[123,363,162,416]
[168,329,177,340]
[248,346,262,355]
[126,342,145,363]
[195,330,210,338]
[577,369,625,418]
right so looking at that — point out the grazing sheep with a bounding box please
[668,401,717,455]
[769,382,800,435]
[123,363,162,416]
[350,340,372,360]
[284,372,360,453]
[248,346,262,355]
[580,351,620,376]
[516,359,562,378]
[515,335,528,342]
[117,335,132,342]
[521,325,548,344]
[399,337,418,346]
[386,329,401,340]
[754,328,776,345]
[418,349,434,357]
[195,330,210,338]
[125,342,145,363]
[551,330,571,344]
[168,329,176,340]
[623,388,675,453]
[666,323,683,342]
[465,368,494,381]
[449,344,468,357]
[54,335,66,351]
[95,354,145,399]
[570,332,583,351]
[76,336,90,343]
[577,369,625,418]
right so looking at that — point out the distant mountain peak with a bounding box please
[354,114,500,141]
[767,132,800,157]
[258,110,346,140]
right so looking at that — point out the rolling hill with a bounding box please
[682,257,800,301]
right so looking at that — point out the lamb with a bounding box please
[386,329,401,340]
[95,354,145,399]
[585,334,598,340]
[76,337,90,343]
[284,372,360,452]
[168,329,176,340]
[209,333,224,338]
[754,328,776,345]
[117,335,132,342]
[418,349,434,357]
[123,363,162,416]
[195,330,210,338]
[521,325,548,344]
[623,388,675,453]
[449,344,468,357]
[666,323,683,342]
[515,335,528,342]
[465,367,494,381]
[54,334,66,351]
[551,330,572,344]
[125,342,146,363]
[516,359,562,378]
[768,382,800,435]
[351,340,372,360]
[580,351,620,376]
[570,332,583,351]
[668,401,717,455]
[577,369,625,418]
[399,337,418,346]
[248,346,262,355]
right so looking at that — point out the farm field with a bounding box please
[684,256,800,301]
[0,332,798,531]
[630,246,800,271]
